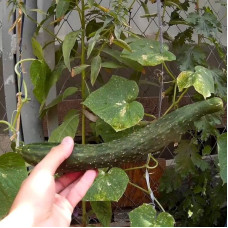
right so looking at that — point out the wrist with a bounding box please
[0,207,34,227]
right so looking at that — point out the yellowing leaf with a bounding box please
[177,66,215,99]
[177,71,194,92]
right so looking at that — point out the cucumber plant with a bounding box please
[1,0,227,226]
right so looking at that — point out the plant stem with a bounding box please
[144,113,156,119]
[80,0,87,226]
[196,0,201,45]
[155,4,166,41]
[163,88,188,116]
[154,197,165,212]
[80,0,86,145]
[129,181,149,194]
[172,82,177,104]
[163,62,176,80]
[129,0,137,10]
[128,182,165,212]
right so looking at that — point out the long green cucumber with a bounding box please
[18,97,223,172]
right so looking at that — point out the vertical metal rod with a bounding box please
[38,1,58,136]
[20,0,44,143]
[1,2,17,136]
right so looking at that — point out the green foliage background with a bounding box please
[1,0,227,226]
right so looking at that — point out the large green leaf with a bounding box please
[56,0,70,18]
[185,8,222,38]
[194,113,221,141]
[189,66,215,98]
[217,133,227,184]
[211,69,227,101]
[30,59,51,103]
[84,168,129,201]
[177,66,214,99]
[0,153,27,219]
[121,39,176,66]
[177,45,206,71]
[48,109,79,142]
[174,140,208,178]
[91,55,101,86]
[159,167,182,194]
[129,204,175,227]
[90,201,112,227]
[40,87,78,117]
[83,76,144,132]
[62,31,80,71]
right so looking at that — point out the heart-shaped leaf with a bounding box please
[48,109,79,143]
[90,201,112,227]
[84,168,129,201]
[177,66,215,99]
[217,133,227,184]
[0,153,27,219]
[121,39,176,66]
[129,204,175,227]
[83,76,144,131]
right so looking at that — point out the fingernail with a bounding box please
[61,136,73,145]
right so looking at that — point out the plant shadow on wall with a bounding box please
[0,0,227,227]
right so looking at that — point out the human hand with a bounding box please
[0,137,97,227]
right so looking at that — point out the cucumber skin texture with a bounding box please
[18,97,223,173]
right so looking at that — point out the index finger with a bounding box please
[32,137,74,175]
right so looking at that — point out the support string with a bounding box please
[145,0,164,208]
